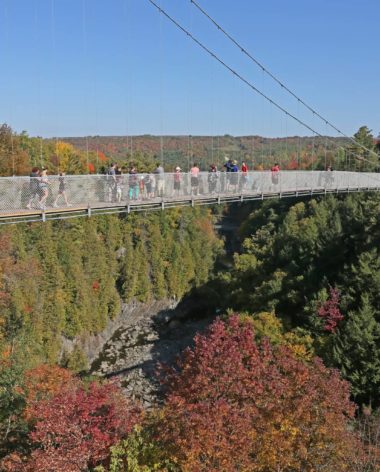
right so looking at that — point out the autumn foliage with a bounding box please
[2,381,141,472]
[23,364,75,420]
[318,287,344,332]
[156,315,359,471]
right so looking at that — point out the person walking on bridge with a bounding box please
[154,163,165,198]
[128,166,139,201]
[107,163,117,202]
[53,172,71,207]
[208,164,218,194]
[271,163,280,188]
[190,163,200,196]
[230,160,239,193]
[38,168,50,210]
[173,166,182,197]
[240,161,248,191]
[26,167,40,209]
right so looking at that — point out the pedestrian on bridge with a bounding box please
[107,163,117,203]
[190,163,200,196]
[53,172,71,208]
[154,163,165,198]
[38,168,50,210]
[208,164,218,194]
[144,173,154,199]
[240,161,248,191]
[271,163,280,186]
[115,166,123,203]
[128,167,139,201]
[173,166,182,196]
[223,156,233,192]
[26,167,40,210]
[229,160,239,193]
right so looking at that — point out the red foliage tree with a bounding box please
[318,287,344,332]
[2,381,141,472]
[156,315,360,471]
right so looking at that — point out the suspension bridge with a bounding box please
[1,170,380,224]
[0,0,378,226]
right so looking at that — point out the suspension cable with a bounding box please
[147,0,341,153]
[189,0,378,160]
[147,0,379,170]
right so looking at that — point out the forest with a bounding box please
[1,123,379,176]
[1,126,380,470]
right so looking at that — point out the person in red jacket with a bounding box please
[271,163,280,185]
[240,161,248,190]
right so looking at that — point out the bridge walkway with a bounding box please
[0,170,379,224]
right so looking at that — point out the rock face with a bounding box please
[60,299,178,365]
[64,297,214,408]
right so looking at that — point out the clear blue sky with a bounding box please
[0,0,379,138]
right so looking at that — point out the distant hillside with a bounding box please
[63,134,349,171]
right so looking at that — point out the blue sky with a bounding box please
[0,0,379,138]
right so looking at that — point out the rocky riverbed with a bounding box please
[89,299,215,407]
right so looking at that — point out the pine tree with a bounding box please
[332,295,380,404]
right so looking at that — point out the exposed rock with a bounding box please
[60,299,178,365]
[89,300,215,406]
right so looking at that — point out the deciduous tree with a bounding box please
[156,315,359,472]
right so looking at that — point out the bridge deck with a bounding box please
[0,171,379,224]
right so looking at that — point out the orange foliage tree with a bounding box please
[156,315,361,472]
[23,364,75,420]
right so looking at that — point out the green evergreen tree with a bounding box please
[332,295,380,404]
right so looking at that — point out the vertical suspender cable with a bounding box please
[82,0,90,173]
[311,112,316,170]
[269,101,273,167]
[285,114,288,170]
[260,68,264,170]
[51,0,60,172]
[125,0,133,164]
[186,1,193,172]
[250,90,255,170]
[159,0,164,168]
[297,99,301,170]
[4,1,15,175]
[324,122,328,170]
[210,62,215,169]
[33,0,44,170]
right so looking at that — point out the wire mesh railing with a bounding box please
[0,171,379,221]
